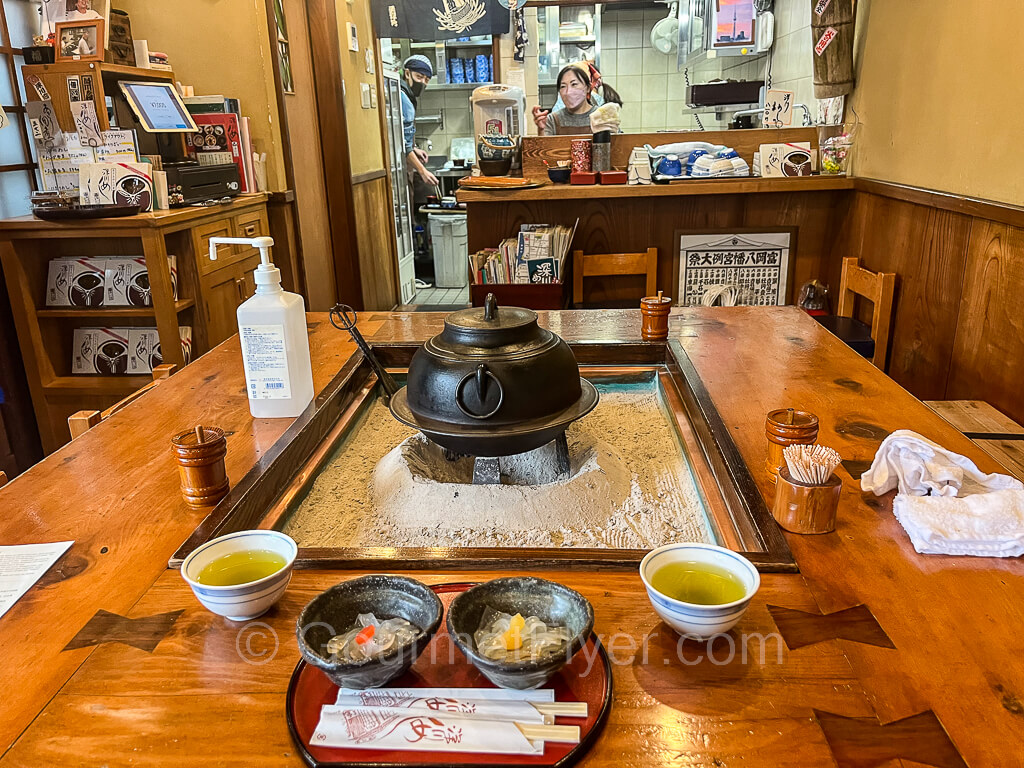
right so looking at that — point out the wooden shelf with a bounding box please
[36,298,195,318]
[0,193,268,231]
[22,61,174,82]
[458,175,855,202]
[43,375,152,394]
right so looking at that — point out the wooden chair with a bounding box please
[0,471,7,488]
[68,364,176,439]
[572,248,658,308]
[816,257,896,369]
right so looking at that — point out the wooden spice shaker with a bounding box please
[171,426,229,508]
[765,408,819,481]
[772,467,842,534]
[640,290,673,340]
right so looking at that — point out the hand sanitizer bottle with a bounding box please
[209,236,314,418]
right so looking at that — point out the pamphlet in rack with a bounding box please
[470,218,578,286]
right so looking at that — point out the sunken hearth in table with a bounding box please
[281,373,715,550]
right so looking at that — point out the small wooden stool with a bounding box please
[925,400,1024,480]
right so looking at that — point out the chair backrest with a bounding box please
[836,257,896,369]
[68,364,177,440]
[573,247,658,307]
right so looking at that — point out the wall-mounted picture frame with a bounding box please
[675,229,795,307]
[54,19,106,63]
[43,0,110,44]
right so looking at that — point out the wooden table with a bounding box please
[0,307,1018,767]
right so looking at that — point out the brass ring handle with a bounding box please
[455,364,504,420]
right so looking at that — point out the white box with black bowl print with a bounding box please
[46,257,107,307]
[127,325,194,374]
[73,328,132,375]
[128,328,162,374]
[105,255,178,307]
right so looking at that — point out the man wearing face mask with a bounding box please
[400,55,439,186]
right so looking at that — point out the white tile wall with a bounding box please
[413,0,821,145]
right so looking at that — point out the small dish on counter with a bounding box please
[180,529,298,621]
[295,574,442,689]
[447,576,594,690]
[640,542,760,639]
[547,167,571,184]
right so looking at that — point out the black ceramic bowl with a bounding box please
[447,577,594,690]
[296,575,442,689]
[547,167,571,184]
[479,156,513,176]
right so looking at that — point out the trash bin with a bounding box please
[428,213,468,288]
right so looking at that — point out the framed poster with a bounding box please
[54,19,105,62]
[676,231,794,307]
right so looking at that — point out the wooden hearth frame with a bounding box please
[170,341,795,572]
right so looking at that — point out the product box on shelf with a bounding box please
[46,257,107,307]
[128,328,161,373]
[104,255,178,306]
[72,327,132,374]
[180,325,193,365]
[127,325,193,374]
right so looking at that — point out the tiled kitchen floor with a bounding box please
[411,284,470,307]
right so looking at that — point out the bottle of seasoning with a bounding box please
[592,129,611,173]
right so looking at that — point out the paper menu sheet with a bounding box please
[0,542,73,620]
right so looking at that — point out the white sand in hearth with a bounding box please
[282,387,712,549]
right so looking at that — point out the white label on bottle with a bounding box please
[240,324,292,400]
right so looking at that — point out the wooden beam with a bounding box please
[304,0,364,309]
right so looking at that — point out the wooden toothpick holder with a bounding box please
[772,467,841,534]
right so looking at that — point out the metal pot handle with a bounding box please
[455,363,504,420]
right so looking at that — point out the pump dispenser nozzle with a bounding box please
[209,235,280,287]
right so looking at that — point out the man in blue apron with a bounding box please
[400,55,439,187]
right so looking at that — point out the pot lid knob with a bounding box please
[484,293,498,321]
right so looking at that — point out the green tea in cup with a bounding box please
[649,560,747,605]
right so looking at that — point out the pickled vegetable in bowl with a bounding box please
[326,613,422,663]
[474,607,571,663]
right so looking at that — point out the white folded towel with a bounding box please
[861,429,1023,497]
[861,429,1024,557]
[893,491,1024,557]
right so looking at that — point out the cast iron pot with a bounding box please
[389,294,599,457]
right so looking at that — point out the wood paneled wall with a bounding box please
[833,181,1024,425]
[352,173,399,311]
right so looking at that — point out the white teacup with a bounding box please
[639,542,760,639]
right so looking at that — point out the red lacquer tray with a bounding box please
[286,582,612,768]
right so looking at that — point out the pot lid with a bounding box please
[433,294,550,354]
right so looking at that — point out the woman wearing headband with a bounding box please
[534,62,622,135]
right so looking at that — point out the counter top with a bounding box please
[457,175,854,202]
[0,308,1019,767]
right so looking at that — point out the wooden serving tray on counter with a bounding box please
[286,582,613,768]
